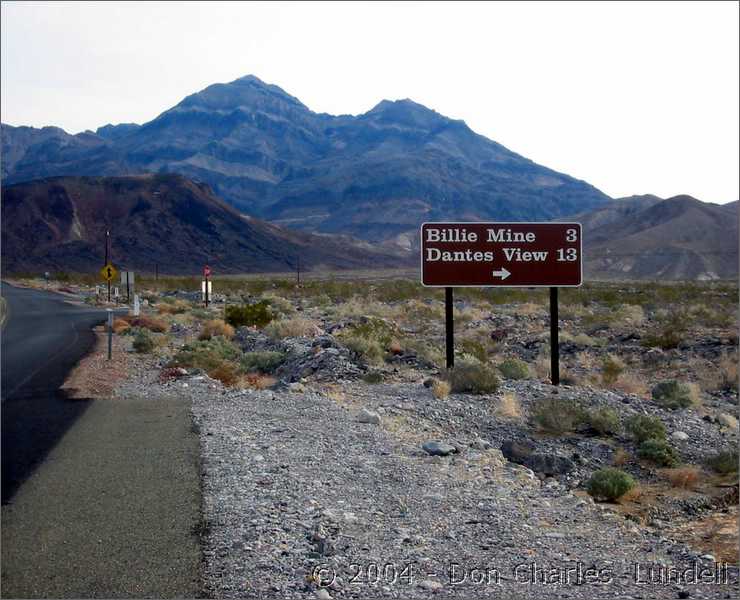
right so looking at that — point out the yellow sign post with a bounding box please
[100,263,118,282]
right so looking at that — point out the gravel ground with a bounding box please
[156,371,738,600]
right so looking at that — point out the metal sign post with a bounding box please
[203,265,211,307]
[421,222,582,386]
[107,309,113,360]
[550,287,559,385]
[445,287,454,369]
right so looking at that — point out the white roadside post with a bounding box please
[107,309,113,360]
[133,294,140,316]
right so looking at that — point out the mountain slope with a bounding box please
[1,174,410,274]
[583,195,738,280]
[1,75,610,242]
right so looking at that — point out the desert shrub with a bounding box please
[498,357,530,380]
[264,317,319,339]
[612,448,630,466]
[446,359,499,394]
[586,468,636,501]
[261,293,295,316]
[126,315,168,333]
[240,372,276,390]
[432,379,451,399]
[225,301,273,328]
[460,338,489,364]
[701,353,739,392]
[208,361,241,387]
[199,319,235,340]
[615,304,646,327]
[133,329,154,353]
[601,354,625,386]
[625,414,666,443]
[638,439,679,467]
[190,308,213,320]
[531,398,587,434]
[170,337,242,372]
[663,467,700,489]
[495,391,522,419]
[241,351,285,374]
[343,316,398,347]
[651,380,693,410]
[342,335,384,365]
[706,449,739,474]
[612,373,649,397]
[362,371,384,384]
[112,318,130,334]
[586,407,621,436]
[157,299,189,315]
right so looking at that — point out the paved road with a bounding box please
[1,283,202,597]
[1,283,110,502]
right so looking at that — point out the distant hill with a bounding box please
[578,195,738,280]
[1,174,410,275]
[1,75,610,243]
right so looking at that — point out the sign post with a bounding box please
[421,222,582,385]
[203,265,211,307]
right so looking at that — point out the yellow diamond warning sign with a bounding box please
[100,263,118,282]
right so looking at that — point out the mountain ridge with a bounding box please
[2,74,611,241]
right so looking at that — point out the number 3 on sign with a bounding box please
[557,248,578,261]
[566,228,578,242]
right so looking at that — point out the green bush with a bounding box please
[638,438,679,467]
[586,468,636,501]
[707,449,739,474]
[133,329,154,353]
[651,380,693,410]
[241,351,285,374]
[531,398,587,434]
[625,414,666,443]
[225,301,274,328]
[170,337,242,372]
[342,335,385,365]
[498,358,530,380]
[447,359,499,394]
[586,407,621,436]
[362,371,384,384]
[460,339,489,364]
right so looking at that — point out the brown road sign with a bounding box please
[421,222,582,287]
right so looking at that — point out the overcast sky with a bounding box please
[2,1,738,203]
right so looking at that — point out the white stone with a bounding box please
[357,408,382,425]
[671,431,690,441]
[418,579,443,591]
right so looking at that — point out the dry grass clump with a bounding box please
[157,299,189,314]
[662,467,700,489]
[265,317,320,339]
[601,354,625,386]
[431,379,451,400]
[199,319,235,340]
[615,304,646,327]
[207,361,241,387]
[515,302,546,317]
[698,353,739,392]
[112,318,131,334]
[533,355,551,381]
[612,372,649,397]
[495,391,522,419]
[125,315,168,333]
[612,448,631,467]
[446,359,500,394]
[239,372,276,390]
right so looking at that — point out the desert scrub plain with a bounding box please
[8,273,739,599]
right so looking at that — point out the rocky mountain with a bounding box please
[1,174,410,274]
[578,195,738,280]
[1,75,610,243]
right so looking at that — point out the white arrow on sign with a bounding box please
[492,267,511,280]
